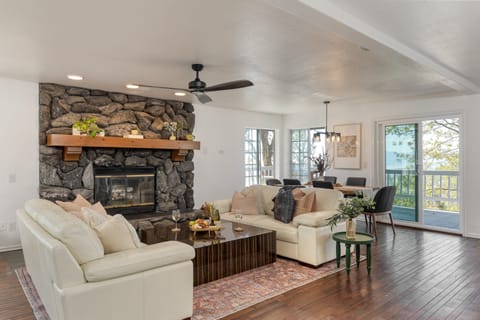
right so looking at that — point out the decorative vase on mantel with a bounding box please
[346,218,356,240]
[169,134,176,141]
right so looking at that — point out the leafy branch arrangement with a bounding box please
[326,196,375,230]
[73,117,104,137]
[306,152,331,173]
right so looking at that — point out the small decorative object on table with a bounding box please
[307,152,331,177]
[164,121,178,140]
[201,201,220,224]
[171,209,181,232]
[123,127,144,139]
[326,196,375,240]
[72,117,104,137]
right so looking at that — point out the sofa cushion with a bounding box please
[82,241,195,282]
[222,213,298,244]
[292,210,338,228]
[24,199,104,264]
[93,214,138,254]
[231,191,259,215]
[292,189,316,217]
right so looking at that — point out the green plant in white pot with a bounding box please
[72,117,104,137]
[327,196,375,239]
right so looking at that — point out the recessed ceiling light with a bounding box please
[174,92,186,96]
[67,75,83,81]
[126,84,139,89]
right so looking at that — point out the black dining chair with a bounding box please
[312,180,334,189]
[323,176,337,184]
[283,178,302,186]
[363,186,397,238]
[345,177,367,187]
[266,178,282,186]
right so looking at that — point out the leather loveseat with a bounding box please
[17,199,195,320]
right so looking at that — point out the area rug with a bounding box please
[16,256,363,320]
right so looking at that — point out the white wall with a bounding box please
[0,77,39,251]
[194,104,282,205]
[283,94,480,238]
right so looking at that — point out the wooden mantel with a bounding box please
[47,134,200,161]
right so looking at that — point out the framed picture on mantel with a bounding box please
[333,123,361,169]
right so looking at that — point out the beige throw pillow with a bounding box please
[57,195,108,220]
[94,214,137,254]
[82,207,143,250]
[231,191,259,215]
[292,189,316,217]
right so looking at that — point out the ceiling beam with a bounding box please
[268,0,480,94]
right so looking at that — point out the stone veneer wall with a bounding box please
[39,83,196,211]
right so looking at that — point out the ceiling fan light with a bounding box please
[126,84,139,89]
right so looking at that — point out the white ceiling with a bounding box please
[0,0,478,114]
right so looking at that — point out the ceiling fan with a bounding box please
[135,64,254,104]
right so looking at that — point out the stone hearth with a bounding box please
[38,83,196,211]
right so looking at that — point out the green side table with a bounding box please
[332,232,374,275]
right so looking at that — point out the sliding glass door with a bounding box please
[379,116,461,232]
[385,123,419,222]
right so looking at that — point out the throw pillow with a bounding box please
[273,187,295,223]
[56,194,91,218]
[292,189,316,217]
[94,214,137,254]
[82,207,143,249]
[231,191,259,215]
[57,195,108,220]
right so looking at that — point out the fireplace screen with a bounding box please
[94,167,155,214]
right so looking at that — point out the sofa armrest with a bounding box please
[292,210,337,228]
[212,199,232,214]
[81,241,195,282]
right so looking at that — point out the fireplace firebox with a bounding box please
[94,167,155,215]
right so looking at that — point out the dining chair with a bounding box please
[363,186,397,238]
[283,178,302,186]
[312,180,334,189]
[266,178,282,186]
[323,176,337,184]
[345,177,367,187]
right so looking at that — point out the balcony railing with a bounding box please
[386,169,459,211]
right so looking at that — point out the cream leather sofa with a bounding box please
[213,185,347,267]
[17,199,195,320]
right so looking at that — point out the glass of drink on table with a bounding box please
[233,209,243,232]
[172,209,181,232]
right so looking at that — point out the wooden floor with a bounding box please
[2,222,480,320]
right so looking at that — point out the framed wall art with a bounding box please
[333,123,361,169]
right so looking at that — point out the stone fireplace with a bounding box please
[39,83,196,212]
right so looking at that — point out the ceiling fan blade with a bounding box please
[193,92,212,104]
[203,80,253,92]
[135,84,188,92]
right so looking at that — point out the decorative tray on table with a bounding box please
[189,219,222,232]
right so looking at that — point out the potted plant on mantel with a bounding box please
[72,117,104,137]
[327,196,375,239]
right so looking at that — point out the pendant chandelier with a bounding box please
[313,101,341,143]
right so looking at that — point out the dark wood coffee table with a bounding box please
[138,219,276,286]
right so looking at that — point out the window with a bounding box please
[245,128,275,186]
[290,128,325,183]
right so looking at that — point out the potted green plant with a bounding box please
[72,117,105,137]
[327,196,375,239]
